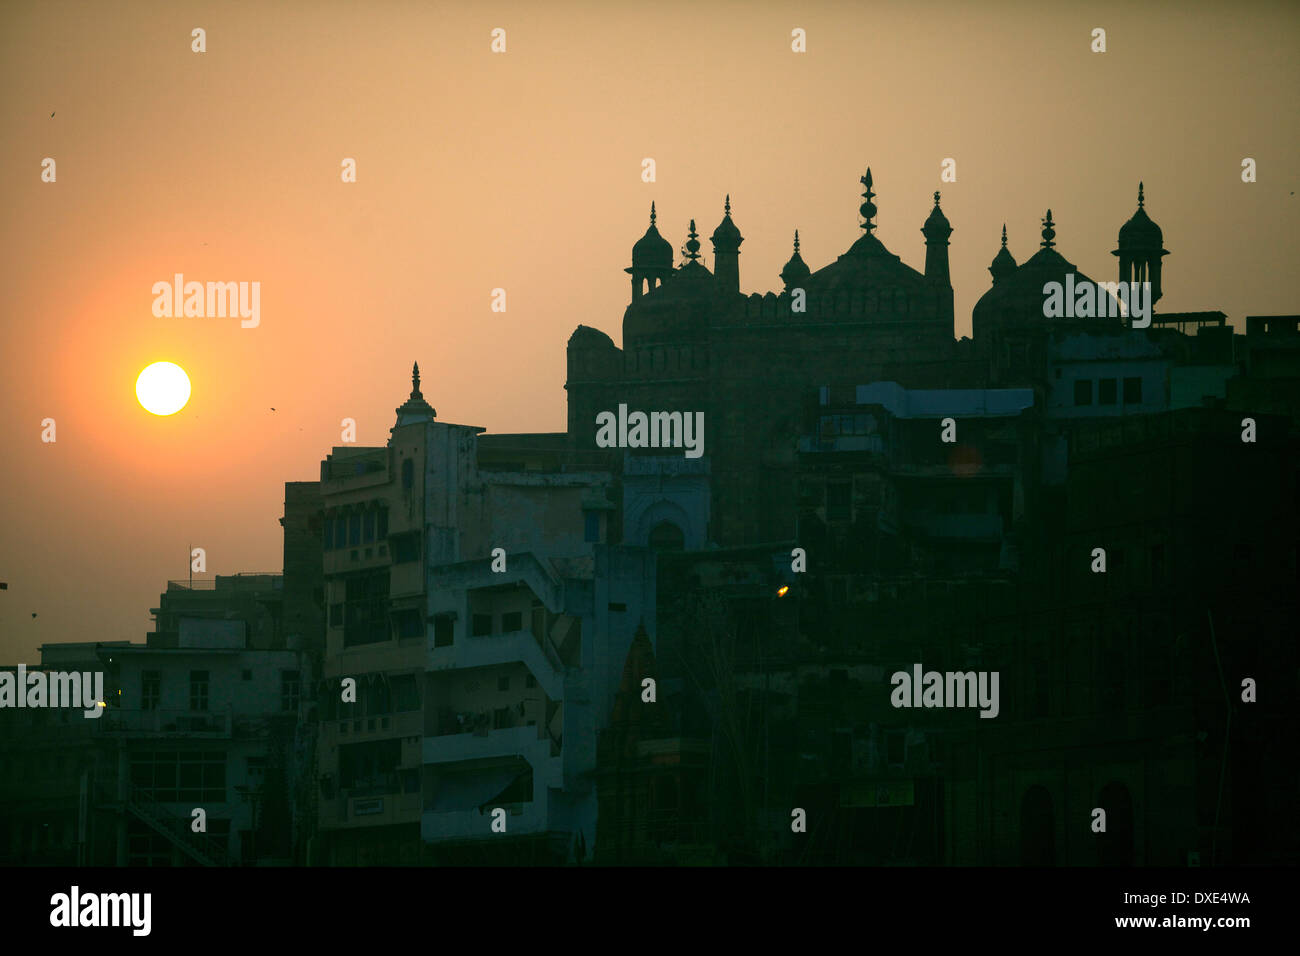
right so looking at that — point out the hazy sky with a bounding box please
[2,0,1297,661]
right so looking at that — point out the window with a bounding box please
[471,614,493,637]
[246,755,266,782]
[348,514,361,547]
[433,615,454,648]
[241,669,252,681]
[393,608,423,639]
[323,517,334,551]
[391,532,421,564]
[329,603,343,628]
[343,570,390,647]
[370,676,391,715]
[377,508,388,538]
[130,750,225,803]
[584,511,600,543]
[390,674,420,712]
[498,676,510,692]
[339,739,400,792]
[189,671,209,712]
[1123,377,1142,404]
[525,674,536,689]
[493,707,512,730]
[1074,379,1093,406]
[826,482,851,522]
[501,611,522,633]
[281,670,301,713]
[886,731,905,768]
[401,458,414,491]
[142,671,161,711]
[334,517,347,550]
[363,510,375,544]
[1098,378,1117,405]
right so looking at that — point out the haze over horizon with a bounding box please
[2,0,1297,661]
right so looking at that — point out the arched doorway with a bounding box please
[648,521,685,552]
[1019,785,1055,865]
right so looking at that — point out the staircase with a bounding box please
[124,786,234,867]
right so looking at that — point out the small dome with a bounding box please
[989,225,1017,283]
[922,191,951,239]
[780,230,811,287]
[631,202,673,270]
[1117,182,1164,248]
[710,195,743,250]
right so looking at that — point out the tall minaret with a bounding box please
[922,191,953,284]
[1112,182,1168,305]
[710,195,743,294]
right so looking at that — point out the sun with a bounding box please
[136,362,191,416]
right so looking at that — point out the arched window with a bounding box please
[648,521,685,552]
[401,458,414,491]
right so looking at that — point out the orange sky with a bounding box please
[1,0,1297,661]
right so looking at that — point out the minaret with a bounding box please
[710,195,743,294]
[922,191,953,284]
[1113,182,1168,305]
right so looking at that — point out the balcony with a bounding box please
[423,724,553,766]
[100,708,231,738]
[429,628,563,699]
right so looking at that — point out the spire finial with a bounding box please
[859,167,877,233]
[933,190,941,207]
[1001,223,1008,248]
[1138,182,1145,208]
[1040,209,1056,249]
[684,219,701,262]
[649,201,657,226]
[724,194,731,216]
[793,229,800,254]
[412,361,421,396]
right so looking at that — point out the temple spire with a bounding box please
[1137,182,1145,209]
[393,359,436,427]
[649,201,657,226]
[1001,224,1008,248]
[1041,209,1056,249]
